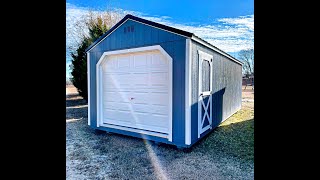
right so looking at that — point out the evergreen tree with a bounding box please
[70,38,90,100]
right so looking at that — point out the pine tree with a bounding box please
[70,38,90,100]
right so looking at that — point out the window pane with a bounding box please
[202,60,211,92]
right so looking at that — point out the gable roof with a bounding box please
[85,14,242,65]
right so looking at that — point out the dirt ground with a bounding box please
[241,85,254,109]
[66,85,78,95]
[66,85,254,179]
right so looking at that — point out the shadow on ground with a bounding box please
[192,118,254,162]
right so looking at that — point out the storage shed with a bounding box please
[86,14,242,148]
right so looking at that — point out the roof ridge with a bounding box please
[84,14,242,65]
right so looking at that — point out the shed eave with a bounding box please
[190,36,243,66]
[85,14,244,67]
[85,14,193,53]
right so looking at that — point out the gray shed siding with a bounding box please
[190,40,242,144]
[88,19,187,145]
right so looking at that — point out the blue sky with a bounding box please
[66,0,254,78]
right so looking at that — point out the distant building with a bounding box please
[242,74,254,89]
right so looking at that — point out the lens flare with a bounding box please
[107,65,169,179]
[143,139,169,180]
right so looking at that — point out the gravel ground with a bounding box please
[66,86,254,179]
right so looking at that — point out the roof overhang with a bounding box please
[85,14,243,66]
[191,35,243,66]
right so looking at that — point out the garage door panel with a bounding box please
[133,54,148,68]
[104,92,130,103]
[104,74,132,89]
[132,89,149,93]
[132,73,148,86]
[148,88,168,93]
[149,93,168,105]
[150,72,168,86]
[135,125,168,133]
[131,92,150,104]
[104,118,132,127]
[101,50,170,134]
[131,104,150,113]
[151,54,167,65]
[103,110,132,122]
[102,57,117,72]
[134,113,168,128]
[117,56,131,69]
[104,102,132,111]
[149,105,168,115]
[107,74,131,87]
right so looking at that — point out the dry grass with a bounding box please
[66,86,254,179]
[66,85,78,95]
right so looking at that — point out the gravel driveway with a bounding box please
[66,87,254,180]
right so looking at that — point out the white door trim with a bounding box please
[198,50,213,138]
[185,39,192,145]
[87,52,91,126]
[96,45,173,142]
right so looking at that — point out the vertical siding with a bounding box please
[190,40,242,144]
[88,19,186,146]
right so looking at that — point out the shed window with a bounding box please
[198,50,213,96]
[202,60,211,92]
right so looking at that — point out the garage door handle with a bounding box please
[130,97,135,100]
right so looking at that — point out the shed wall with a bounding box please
[88,19,187,145]
[190,40,242,144]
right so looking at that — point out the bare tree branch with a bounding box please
[238,49,254,76]
[66,10,125,54]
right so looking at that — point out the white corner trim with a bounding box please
[96,45,173,142]
[168,50,173,142]
[87,52,91,126]
[185,39,192,145]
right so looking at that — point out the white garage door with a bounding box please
[101,50,170,134]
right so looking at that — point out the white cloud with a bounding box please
[136,14,254,53]
[66,3,254,58]
[218,15,254,31]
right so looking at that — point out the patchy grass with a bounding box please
[195,108,254,163]
[66,89,254,179]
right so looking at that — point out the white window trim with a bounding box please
[87,52,91,126]
[95,45,173,142]
[198,50,213,138]
[185,39,192,145]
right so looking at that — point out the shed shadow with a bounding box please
[193,118,254,162]
[211,87,226,129]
